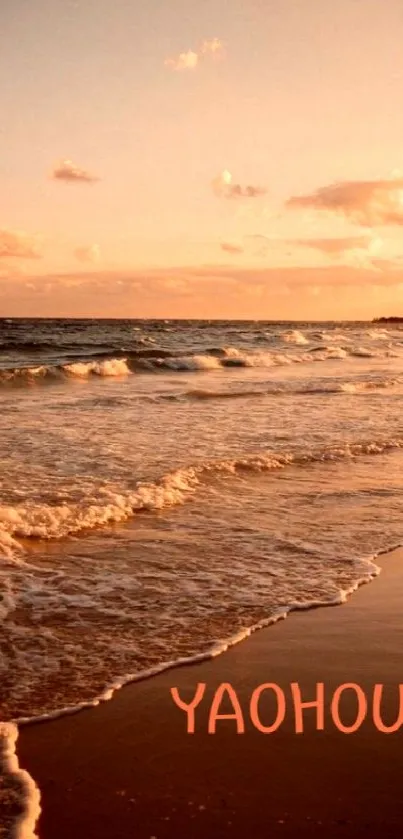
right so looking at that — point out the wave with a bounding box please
[348,346,400,359]
[310,346,348,359]
[151,354,222,371]
[366,329,390,340]
[280,329,309,345]
[301,379,399,395]
[0,353,267,384]
[183,378,398,401]
[184,387,267,400]
[0,339,116,355]
[0,340,400,386]
[1,436,402,549]
[64,359,131,377]
[349,346,379,358]
[337,380,398,393]
[0,358,133,384]
[312,330,351,343]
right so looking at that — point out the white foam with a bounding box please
[0,468,200,541]
[13,552,381,728]
[337,379,397,394]
[0,357,132,385]
[221,347,243,358]
[1,436,402,545]
[308,346,348,360]
[162,355,221,371]
[0,722,41,839]
[314,331,350,343]
[0,529,24,560]
[64,358,131,377]
[0,344,354,388]
[367,329,389,340]
[280,329,309,345]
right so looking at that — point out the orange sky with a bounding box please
[1,0,403,318]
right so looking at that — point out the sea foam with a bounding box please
[0,723,41,839]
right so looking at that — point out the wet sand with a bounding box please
[17,547,403,838]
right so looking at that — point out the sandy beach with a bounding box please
[14,547,403,839]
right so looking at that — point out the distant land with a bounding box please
[373,316,403,323]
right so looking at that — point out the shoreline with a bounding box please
[7,546,403,838]
[12,558,380,728]
[6,539,387,730]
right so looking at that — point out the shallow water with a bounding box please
[1,318,403,720]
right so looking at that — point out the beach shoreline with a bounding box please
[10,546,403,838]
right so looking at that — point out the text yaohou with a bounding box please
[170,682,403,734]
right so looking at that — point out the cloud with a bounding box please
[3,264,403,318]
[212,170,267,200]
[165,50,199,71]
[371,256,403,271]
[286,234,385,271]
[0,229,42,259]
[220,241,244,254]
[288,235,376,255]
[74,244,101,263]
[201,38,223,55]
[52,159,99,184]
[165,38,223,71]
[286,177,403,227]
[10,264,403,296]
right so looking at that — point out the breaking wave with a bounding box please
[183,378,398,400]
[1,436,402,551]
[280,329,309,344]
[2,342,400,386]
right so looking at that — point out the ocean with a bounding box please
[1,317,403,723]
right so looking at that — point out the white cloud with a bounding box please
[52,160,99,184]
[200,38,224,55]
[212,170,267,199]
[165,38,224,71]
[165,50,199,71]
[0,229,42,259]
[287,177,403,227]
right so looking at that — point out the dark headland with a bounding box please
[372,316,403,323]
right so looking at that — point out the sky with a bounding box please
[1,0,403,318]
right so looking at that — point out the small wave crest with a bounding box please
[366,329,389,340]
[303,379,399,395]
[280,329,309,345]
[184,387,267,401]
[0,358,132,385]
[337,379,398,393]
[1,437,402,550]
[64,359,131,377]
[178,377,398,401]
